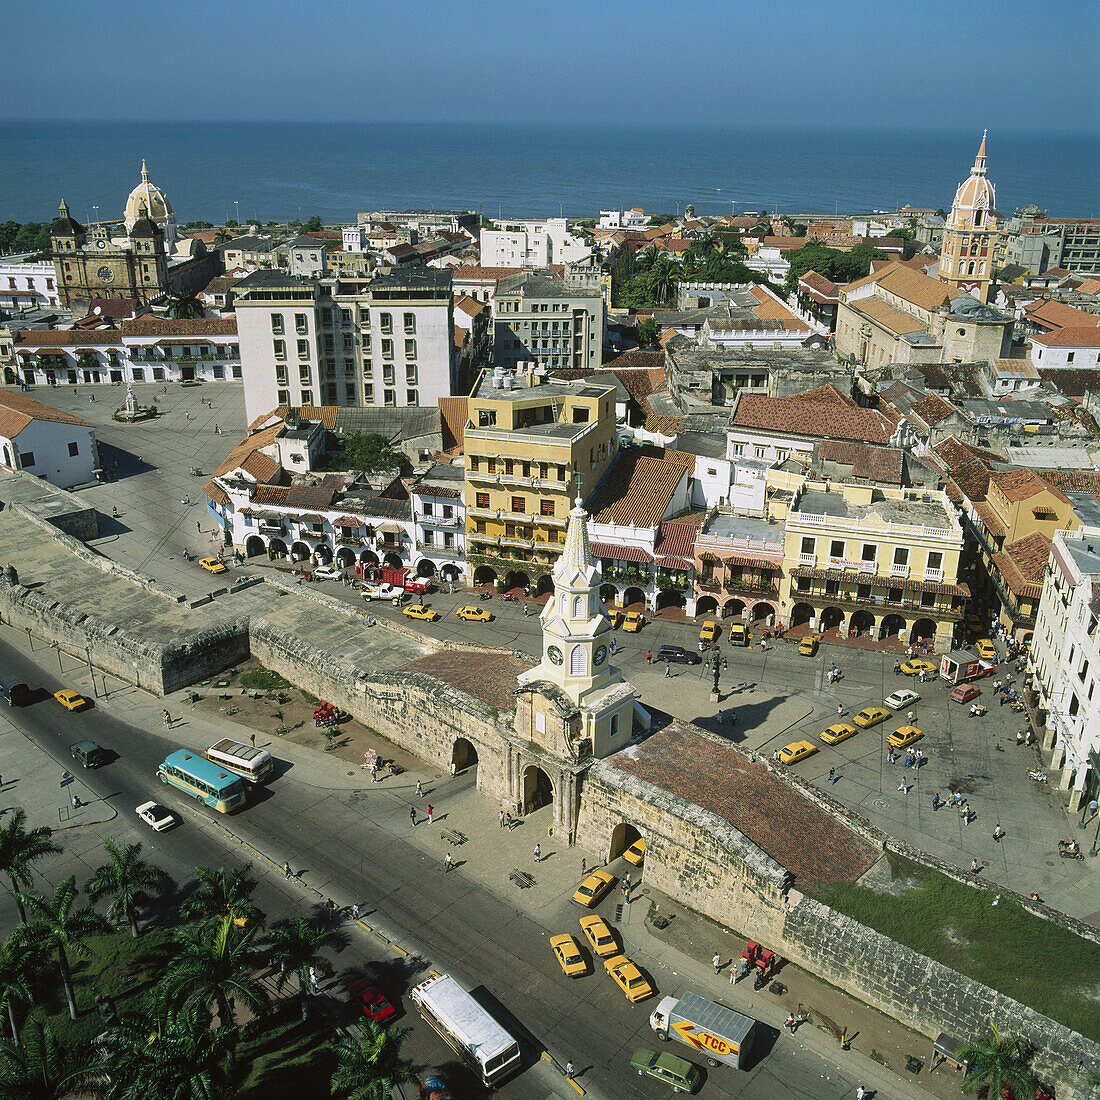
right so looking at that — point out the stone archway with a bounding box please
[880,613,905,640]
[609,822,642,863]
[383,552,403,569]
[440,563,461,583]
[600,583,618,606]
[415,558,436,578]
[522,765,554,816]
[360,550,379,566]
[268,539,288,560]
[313,545,333,565]
[534,574,554,597]
[244,535,266,559]
[504,569,530,593]
[820,606,845,631]
[695,595,719,617]
[451,737,478,776]
[850,609,875,638]
[723,597,746,619]
[909,617,936,645]
[655,589,685,611]
[473,565,497,587]
[290,541,311,562]
[750,601,775,624]
[335,547,356,568]
[623,586,646,610]
[790,602,815,628]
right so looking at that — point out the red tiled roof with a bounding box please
[1037,469,1100,494]
[240,452,281,483]
[815,440,904,485]
[122,316,237,336]
[990,468,1070,505]
[1031,326,1100,348]
[842,262,952,312]
[15,330,122,348]
[798,269,839,301]
[0,390,93,439]
[994,532,1051,600]
[438,396,468,453]
[451,266,522,284]
[1024,299,1100,332]
[589,542,653,563]
[653,518,699,565]
[587,452,691,529]
[910,393,958,426]
[732,392,890,445]
[973,501,1007,538]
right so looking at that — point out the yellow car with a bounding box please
[698,621,719,644]
[900,659,936,677]
[199,557,227,574]
[402,603,439,622]
[819,722,857,746]
[887,725,923,748]
[853,706,889,729]
[976,639,997,661]
[604,955,654,1003]
[572,869,615,908]
[53,689,87,711]
[778,739,817,765]
[550,934,589,978]
[455,605,491,623]
[608,609,624,629]
[798,635,819,656]
[579,914,619,958]
[623,611,645,632]
[623,838,646,866]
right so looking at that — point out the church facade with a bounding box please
[939,133,997,304]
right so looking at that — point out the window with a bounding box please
[927,551,943,571]
[270,314,284,335]
[857,584,872,600]
[340,308,352,324]
[273,339,286,360]
[861,544,877,562]
[404,339,417,359]
[474,520,486,534]
[887,587,903,603]
[363,384,374,402]
[19,451,35,467]
[540,500,555,517]
[920,591,936,607]
[380,313,392,334]
[572,406,589,423]
[294,313,308,334]
[403,312,416,334]
[277,389,290,405]
[893,547,909,566]
[382,364,395,384]
[754,446,766,459]
[406,363,417,385]
[610,713,619,738]
[67,442,79,457]
[511,497,526,514]
[825,579,839,596]
[300,390,313,405]
[801,537,815,555]
[296,339,310,358]
[1067,352,1075,364]
[298,364,311,384]
[830,540,845,558]
[570,644,587,676]
[384,389,395,407]
[406,389,418,406]
[381,339,393,360]
[275,365,288,385]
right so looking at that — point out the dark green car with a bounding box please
[629,1047,701,1093]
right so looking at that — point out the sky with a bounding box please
[4,0,1098,132]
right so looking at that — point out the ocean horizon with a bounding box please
[1,119,1096,227]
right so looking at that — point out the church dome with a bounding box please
[124,160,174,230]
[948,133,996,227]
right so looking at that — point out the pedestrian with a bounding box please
[993,824,1004,842]
[370,762,377,782]
[197,521,201,533]
[907,710,915,724]
[898,780,908,795]
[915,748,923,766]
[71,792,79,809]
[416,779,423,798]
[971,858,979,874]
[610,637,616,654]
[163,710,171,727]
[713,953,721,974]
[534,843,541,863]
[0,774,3,786]
[410,807,417,827]
[283,862,291,879]
[785,1013,797,1033]
[962,801,971,824]
[828,767,835,784]
[837,703,843,718]
[450,761,456,779]
[351,903,359,920]
[646,651,652,664]
[566,1061,575,1081]
[856,1087,866,1100]
[427,804,433,825]
[308,966,318,993]
[444,853,454,873]
[665,663,671,677]
[250,733,256,747]
[717,709,723,726]
[499,809,505,828]
[581,858,587,876]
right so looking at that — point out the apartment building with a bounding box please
[463,368,617,591]
[1029,525,1100,811]
[408,462,466,585]
[0,259,61,311]
[492,272,603,372]
[481,217,589,268]
[236,269,455,424]
[771,478,966,649]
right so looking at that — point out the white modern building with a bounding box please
[409,462,466,584]
[599,209,649,230]
[1029,525,1100,812]
[0,390,97,488]
[492,272,604,371]
[481,218,590,268]
[0,258,62,311]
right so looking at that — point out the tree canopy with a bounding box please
[0,222,52,256]
[782,239,886,294]
[303,216,323,233]
[340,432,402,476]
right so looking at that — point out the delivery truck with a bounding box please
[369,565,429,596]
[939,649,994,685]
[649,991,756,1070]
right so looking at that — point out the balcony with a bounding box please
[418,513,460,527]
[890,563,910,578]
[416,540,460,556]
[258,523,285,536]
[299,530,327,541]
[466,507,497,521]
[798,553,816,566]
[925,566,944,582]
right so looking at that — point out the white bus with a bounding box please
[203,738,274,785]
[410,974,521,1087]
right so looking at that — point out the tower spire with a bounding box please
[558,495,594,578]
[141,159,149,182]
[973,131,988,175]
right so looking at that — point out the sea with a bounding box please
[1,120,1096,227]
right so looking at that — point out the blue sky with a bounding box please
[6,0,1097,131]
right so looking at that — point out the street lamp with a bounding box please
[710,646,722,700]
[233,200,240,224]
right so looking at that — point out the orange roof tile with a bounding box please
[438,396,468,453]
[1031,326,1100,348]
[853,297,927,336]
[733,392,890,445]
[587,452,690,529]
[1024,298,1100,331]
[121,316,237,336]
[0,390,93,439]
[843,261,952,312]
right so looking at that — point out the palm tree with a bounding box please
[636,243,660,269]
[331,1021,417,1100]
[17,877,108,1021]
[165,291,204,319]
[213,228,230,244]
[0,809,61,924]
[180,863,261,930]
[85,836,168,938]
[166,916,270,1072]
[267,917,334,1022]
[97,990,233,1100]
[0,1017,97,1100]
[648,254,683,305]
[0,933,36,1046]
[957,1021,1035,1099]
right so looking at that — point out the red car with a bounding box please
[348,977,396,1023]
[950,684,981,703]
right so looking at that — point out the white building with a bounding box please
[0,390,97,488]
[0,259,62,311]
[599,209,649,230]
[481,218,590,268]
[492,272,604,371]
[1029,327,1100,370]
[1029,525,1100,812]
[409,462,466,584]
[286,237,328,278]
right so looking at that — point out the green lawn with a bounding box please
[236,1005,335,1098]
[811,853,1100,1040]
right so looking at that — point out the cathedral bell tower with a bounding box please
[940,132,997,304]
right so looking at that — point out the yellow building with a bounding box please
[770,475,966,648]
[464,367,617,591]
[940,133,997,304]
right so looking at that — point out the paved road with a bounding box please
[0,633,898,1099]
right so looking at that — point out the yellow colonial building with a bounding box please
[770,475,967,648]
[464,366,618,592]
[940,133,997,304]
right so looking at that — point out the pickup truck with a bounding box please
[360,582,404,605]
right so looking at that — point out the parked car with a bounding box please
[572,869,615,908]
[629,1048,701,1094]
[579,914,619,957]
[887,725,923,749]
[884,688,920,711]
[54,689,87,712]
[347,977,396,1023]
[819,723,856,746]
[199,557,226,574]
[950,683,981,704]
[605,955,654,1002]
[455,605,491,623]
[608,609,625,629]
[798,635,819,656]
[419,1075,452,1100]
[135,801,175,832]
[312,565,343,580]
[550,934,589,977]
[853,706,890,728]
[698,621,719,644]
[900,659,936,677]
[623,611,645,632]
[778,740,817,765]
[657,645,701,666]
[402,604,440,622]
[70,740,105,768]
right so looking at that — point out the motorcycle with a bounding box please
[500,594,517,603]
[478,591,493,602]
[1027,768,1048,783]
[1058,839,1083,860]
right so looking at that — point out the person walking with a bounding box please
[566,1061,575,1081]
[250,733,256,747]
[534,843,541,863]
[308,966,318,994]
[196,521,201,534]
[993,824,1004,842]
[837,703,843,718]
[897,779,908,795]
[444,853,454,873]
[856,1087,866,1100]
[646,651,652,665]
[664,663,671,677]
[416,779,423,798]
[450,761,456,779]
[410,807,417,827]
[712,953,721,975]
[427,804,433,825]
[962,801,971,825]
[351,903,360,920]
[785,1013,797,1033]
[283,862,291,879]
[971,858,979,874]
[163,710,171,727]
[828,767,836,784]
[580,858,586,876]
[499,809,505,828]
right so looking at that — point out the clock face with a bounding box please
[594,644,608,666]
[97,265,114,284]
[547,645,563,666]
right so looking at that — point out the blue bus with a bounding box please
[158,750,246,813]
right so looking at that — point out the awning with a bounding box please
[375,522,405,533]
[294,513,325,524]
[333,515,365,528]
[590,541,653,563]
[655,555,693,568]
[34,349,65,357]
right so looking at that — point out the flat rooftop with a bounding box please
[1065,532,1100,577]
[794,488,953,529]
[701,512,782,546]
[472,372,614,402]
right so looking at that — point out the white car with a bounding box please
[312,565,343,580]
[136,801,175,832]
[884,688,920,711]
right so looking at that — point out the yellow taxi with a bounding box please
[887,725,923,749]
[623,838,646,865]
[900,659,936,677]
[976,639,998,661]
[455,605,491,623]
[402,603,439,622]
[199,557,227,574]
[608,609,625,629]
[53,689,87,711]
[819,722,857,746]
[623,611,645,632]
[728,622,750,646]
[604,955,654,1003]
[579,914,619,958]
[798,635,819,657]
[572,869,615,907]
[853,706,890,729]
[550,934,589,978]
[778,739,817,765]
[698,621,719,645]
